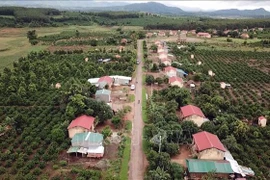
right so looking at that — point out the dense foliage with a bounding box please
[0,48,136,179]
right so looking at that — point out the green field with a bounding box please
[0,25,142,71]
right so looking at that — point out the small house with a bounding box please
[159,52,168,60]
[191,54,194,59]
[186,159,233,179]
[192,131,226,160]
[240,33,249,39]
[110,75,131,86]
[181,30,188,34]
[197,32,211,38]
[88,78,100,87]
[220,82,226,89]
[169,30,177,36]
[120,38,128,45]
[208,70,215,77]
[258,116,267,127]
[158,31,166,37]
[98,76,113,89]
[180,105,208,127]
[146,32,153,38]
[155,41,162,46]
[67,132,104,158]
[176,68,188,78]
[242,29,248,32]
[95,89,111,103]
[164,66,177,77]
[258,27,263,31]
[55,83,61,89]
[223,30,231,35]
[169,76,183,88]
[197,61,202,65]
[67,115,95,138]
[161,58,171,66]
[190,30,196,35]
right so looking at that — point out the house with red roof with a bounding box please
[258,116,267,127]
[197,32,211,38]
[98,76,113,89]
[164,66,177,77]
[180,105,208,127]
[169,76,183,88]
[67,115,95,138]
[192,131,226,160]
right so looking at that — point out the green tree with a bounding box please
[51,128,65,143]
[102,126,112,139]
[111,116,122,128]
[170,162,184,180]
[155,77,163,86]
[148,167,171,180]
[146,75,155,85]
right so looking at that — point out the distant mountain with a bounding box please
[205,8,270,17]
[87,2,189,15]
[0,1,270,18]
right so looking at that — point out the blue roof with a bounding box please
[176,68,188,75]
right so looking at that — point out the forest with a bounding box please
[1,6,270,31]
[0,48,136,179]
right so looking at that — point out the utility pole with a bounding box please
[158,135,162,153]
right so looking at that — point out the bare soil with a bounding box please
[171,145,192,168]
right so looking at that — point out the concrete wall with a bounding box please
[198,148,225,160]
[183,115,205,127]
[69,127,89,139]
[170,81,183,88]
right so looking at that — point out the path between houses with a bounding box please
[128,40,145,180]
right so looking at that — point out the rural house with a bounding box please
[169,30,177,36]
[158,31,166,37]
[220,82,226,89]
[67,115,95,138]
[110,75,131,86]
[67,132,104,158]
[159,52,168,60]
[169,76,183,88]
[186,159,233,179]
[258,116,267,127]
[176,68,188,78]
[164,66,177,77]
[197,32,211,38]
[240,33,249,39]
[88,78,100,87]
[181,30,188,34]
[95,89,111,103]
[180,105,208,127]
[161,58,171,66]
[98,76,113,89]
[191,131,226,160]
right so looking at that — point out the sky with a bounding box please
[124,1,270,11]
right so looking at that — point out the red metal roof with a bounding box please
[164,66,176,72]
[258,116,266,120]
[67,115,95,130]
[180,105,205,118]
[98,76,113,84]
[169,76,183,83]
[193,131,226,152]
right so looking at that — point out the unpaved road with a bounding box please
[129,40,144,180]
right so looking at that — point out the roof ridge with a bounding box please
[205,132,214,148]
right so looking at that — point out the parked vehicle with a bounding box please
[131,84,135,90]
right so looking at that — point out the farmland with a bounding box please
[0,44,137,179]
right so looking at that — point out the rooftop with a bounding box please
[71,132,103,144]
[95,89,111,95]
[186,159,233,174]
[67,115,95,130]
[169,76,183,83]
[192,131,226,152]
[180,104,205,118]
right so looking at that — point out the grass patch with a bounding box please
[128,94,135,102]
[125,120,132,133]
[142,87,148,123]
[119,137,131,180]
[142,127,150,154]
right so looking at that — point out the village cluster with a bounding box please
[145,36,269,179]
[66,74,133,158]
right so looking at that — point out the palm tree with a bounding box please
[148,167,171,180]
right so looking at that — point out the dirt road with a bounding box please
[129,40,144,180]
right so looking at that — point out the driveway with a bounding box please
[129,40,145,180]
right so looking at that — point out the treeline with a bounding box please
[144,18,270,31]
[83,11,140,19]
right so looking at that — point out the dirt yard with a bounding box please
[171,145,192,167]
